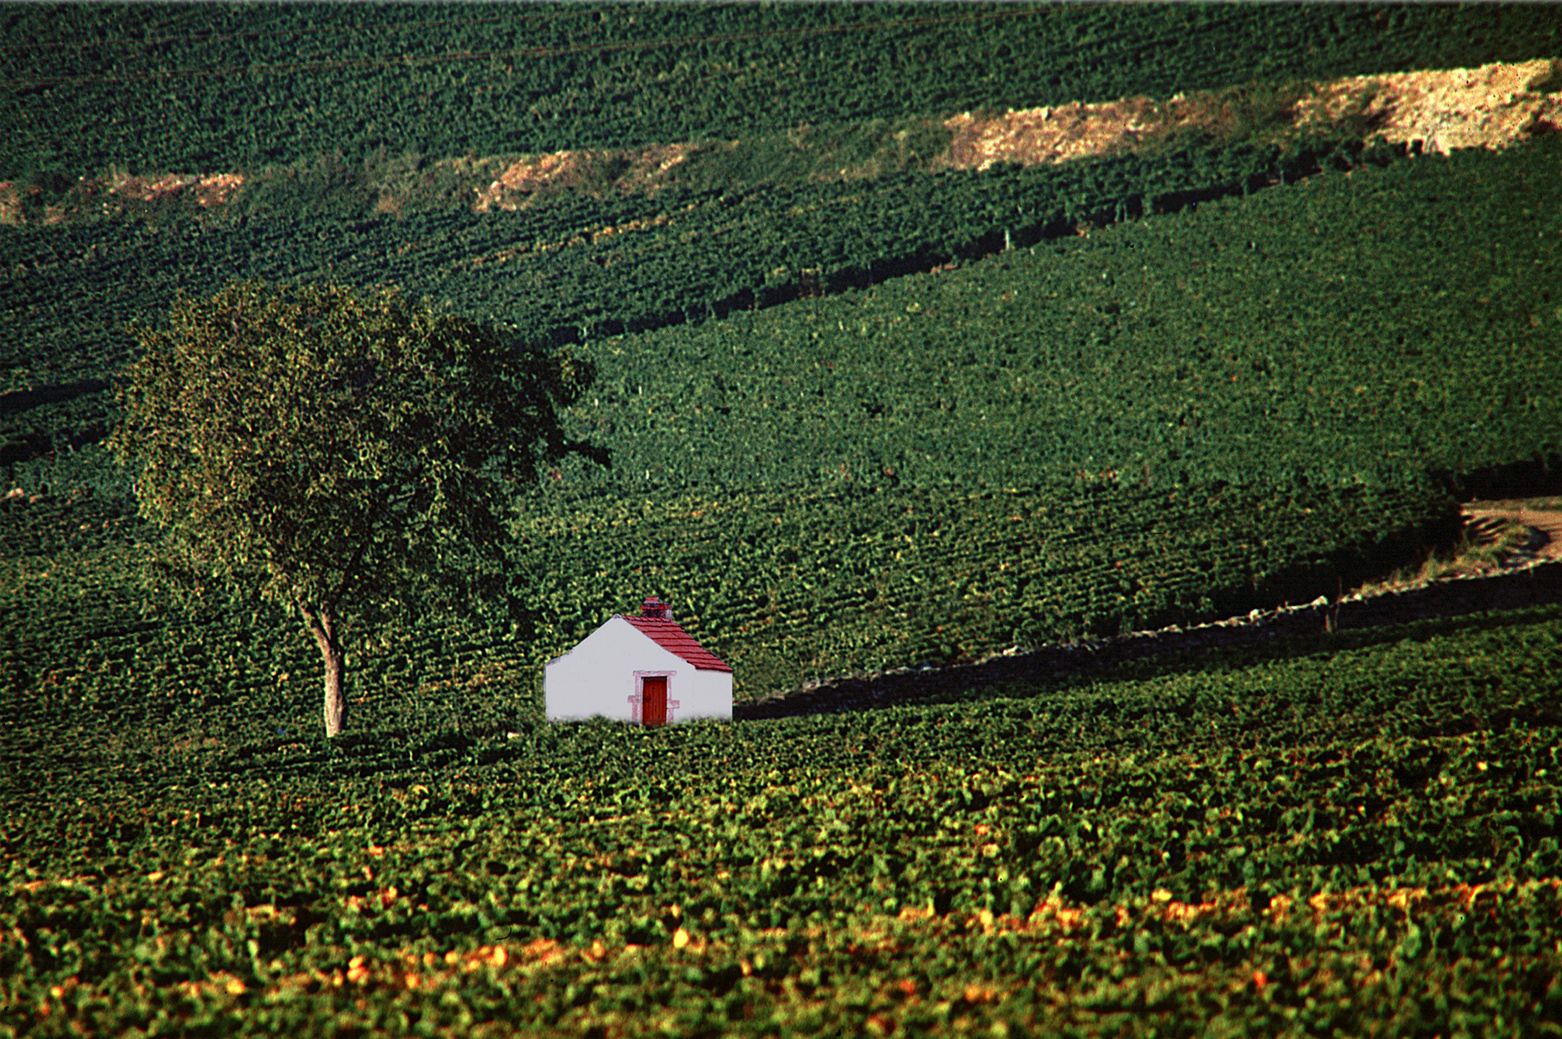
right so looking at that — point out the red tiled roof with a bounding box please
[621,615,733,672]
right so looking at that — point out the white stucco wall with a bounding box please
[544,616,733,723]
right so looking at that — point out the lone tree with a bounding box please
[110,280,606,736]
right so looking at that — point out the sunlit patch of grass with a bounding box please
[1352,511,1538,599]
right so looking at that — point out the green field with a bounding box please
[8,138,1559,698]
[6,598,1562,1035]
[4,4,1562,1034]
[5,4,1558,175]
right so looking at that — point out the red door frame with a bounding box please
[642,675,667,726]
[631,671,679,726]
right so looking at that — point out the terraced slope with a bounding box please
[9,56,1555,225]
[4,3,1558,180]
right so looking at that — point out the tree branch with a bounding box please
[323,471,423,614]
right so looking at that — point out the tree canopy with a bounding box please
[110,280,607,735]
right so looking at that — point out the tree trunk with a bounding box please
[303,606,347,737]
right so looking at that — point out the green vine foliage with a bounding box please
[3,599,1561,1036]
[5,9,1562,1031]
[4,4,1559,175]
[7,141,1560,702]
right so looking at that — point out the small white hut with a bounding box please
[544,597,733,724]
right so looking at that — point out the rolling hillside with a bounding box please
[4,8,1562,1033]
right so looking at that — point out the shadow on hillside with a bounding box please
[0,379,111,417]
[735,562,1562,721]
[1432,453,1562,501]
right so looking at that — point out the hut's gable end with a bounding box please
[549,616,687,672]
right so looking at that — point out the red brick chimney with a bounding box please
[641,596,671,621]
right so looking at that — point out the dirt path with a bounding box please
[943,57,1560,172]
[1462,502,1562,563]
[479,57,1562,211]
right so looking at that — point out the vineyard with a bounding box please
[4,4,1559,176]
[0,132,1405,406]
[5,594,1561,1035]
[6,137,1561,696]
[6,134,1561,492]
[5,4,1562,1034]
[0,467,1460,720]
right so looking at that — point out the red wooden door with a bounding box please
[641,676,668,727]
